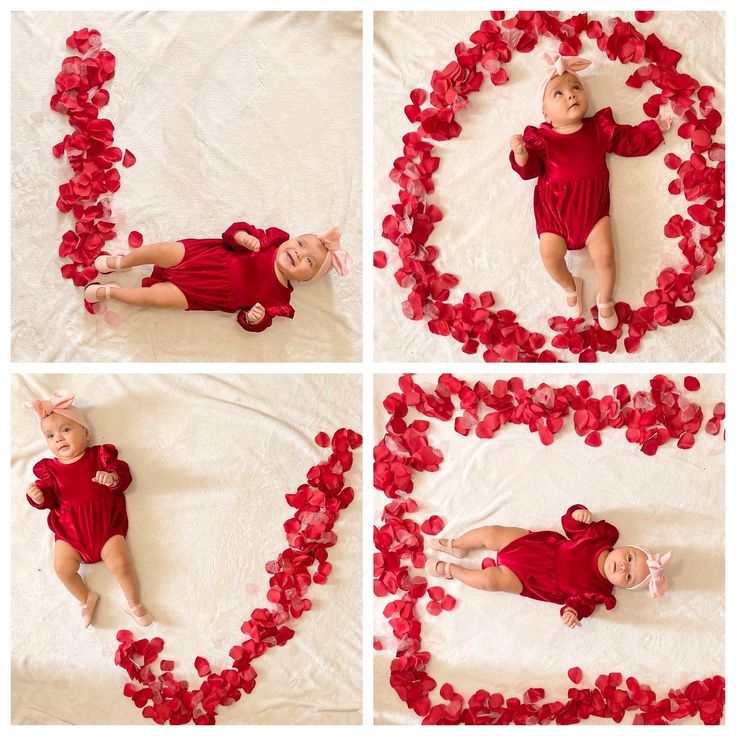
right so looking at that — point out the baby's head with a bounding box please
[25,389,90,462]
[275,226,352,284]
[604,545,671,598]
[540,53,591,128]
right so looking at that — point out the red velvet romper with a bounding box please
[509,107,664,250]
[27,444,132,564]
[142,221,294,332]
[496,504,618,620]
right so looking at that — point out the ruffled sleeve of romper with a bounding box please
[97,444,132,495]
[221,221,290,252]
[561,590,617,621]
[27,459,59,509]
[509,125,546,180]
[561,504,620,544]
[594,106,664,157]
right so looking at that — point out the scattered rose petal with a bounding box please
[128,230,143,248]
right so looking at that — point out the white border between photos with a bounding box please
[3,0,732,732]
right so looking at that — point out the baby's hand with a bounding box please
[509,134,528,160]
[572,508,592,524]
[561,608,581,629]
[657,114,673,132]
[26,483,44,504]
[93,471,119,487]
[246,303,265,325]
[235,231,261,251]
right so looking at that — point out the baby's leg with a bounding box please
[105,282,188,309]
[53,540,89,603]
[101,535,149,614]
[586,217,616,318]
[448,525,530,552]
[435,560,523,594]
[104,241,185,270]
[538,233,577,307]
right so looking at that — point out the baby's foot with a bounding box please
[81,591,100,628]
[428,537,468,558]
[123,602,154,626]
[595,294,618,331]
[598,302,614,318]
[426,557,454,580]
[83,282,120,304]
[565,277,583,318]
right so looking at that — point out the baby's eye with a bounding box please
[46,433,54,438]
[626,574,632,582]
[307,258,313,267]
[627,554,632,562]
[554,90,562,96]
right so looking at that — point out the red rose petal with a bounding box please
[634,11,655,23]
[568,667,583,684]
[128,230,143,248]
[420,515,445,535]
[683,376,700,391]
[314,431,330,447]
[481,557,496,569]
[374,250,387,268]
[122,148,136,167]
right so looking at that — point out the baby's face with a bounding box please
[543,72,588,128]
[604,546,649,588]
[41,412,88,462]
[275,234,328,283]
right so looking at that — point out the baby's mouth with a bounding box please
[58,444,69,452]
[287,252,296,266]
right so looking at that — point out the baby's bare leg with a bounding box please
[539,233,577,306]
[53,540,89,603]
[436,560,523,594]
[448,525,530,552]
[116,241,185,269]
[101,535,148,613]
[106,282,188,310]
[586,217,616,318]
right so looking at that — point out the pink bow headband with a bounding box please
[311,226,352,281]
[24,389,89,430]
[626,545,672,598]
[540,52,592,109]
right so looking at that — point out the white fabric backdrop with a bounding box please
[374,12,724,362]
[11,11,362,362]
[12,373,362,725]
[373,373,724,725]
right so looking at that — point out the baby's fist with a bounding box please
[235,231,260,251]
[509,134,526,155]
[561,609,581,629]
[572,508,592,524]
[26,483,44,504]
[93,471,118,487]
[246,303,265,325]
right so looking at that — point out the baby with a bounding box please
[426,504,670,627]
[509,53,669,330]
[83,222,352,332]
[24,390,152,628]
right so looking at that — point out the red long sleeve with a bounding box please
[594,106,664,157]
